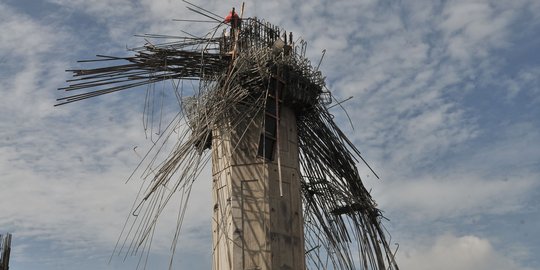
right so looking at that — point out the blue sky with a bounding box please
[1,0,539,269]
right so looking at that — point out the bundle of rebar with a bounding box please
[58,10,398,270]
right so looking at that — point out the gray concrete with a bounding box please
[211,107,305,270]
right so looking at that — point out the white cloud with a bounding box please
[0,3,74,121]
[502,67,540,102]
[45,0,137,19]
[0,4,60,57]
[439,0,526,62]
[326,0,538,172]
[398,234,532,270]
[43,0,149,45]
[378,173,536,221]
[364,120,540,222]
[1,0,540,269]
[0,103,212,266]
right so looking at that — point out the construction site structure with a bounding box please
[210,15,311,270]
[212,96,305,269]
[57,3,399,269]
[0,233,12,270]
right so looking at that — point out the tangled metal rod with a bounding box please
[58,10,398,270]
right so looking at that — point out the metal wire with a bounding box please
[58,14,398,270]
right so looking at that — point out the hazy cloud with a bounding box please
[398,234,533,270]
[1,0,539,269]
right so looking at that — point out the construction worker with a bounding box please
[224,7,242,54]
[224,7,241,29]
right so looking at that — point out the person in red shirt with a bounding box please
[224,7,241,29]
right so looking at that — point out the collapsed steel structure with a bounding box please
[58,3,398,270]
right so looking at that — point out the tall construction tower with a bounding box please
[58,3,399,270]
[211,94,305,270]
[211,38,305,268]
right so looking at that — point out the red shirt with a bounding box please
[224,11,240,23]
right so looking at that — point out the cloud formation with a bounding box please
[399,234,532,270]
[1,0,539,269]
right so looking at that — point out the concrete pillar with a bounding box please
[211,106,305,270]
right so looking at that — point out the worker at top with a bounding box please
[224,7,241,29]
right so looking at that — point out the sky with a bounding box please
[1,0,539,269]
